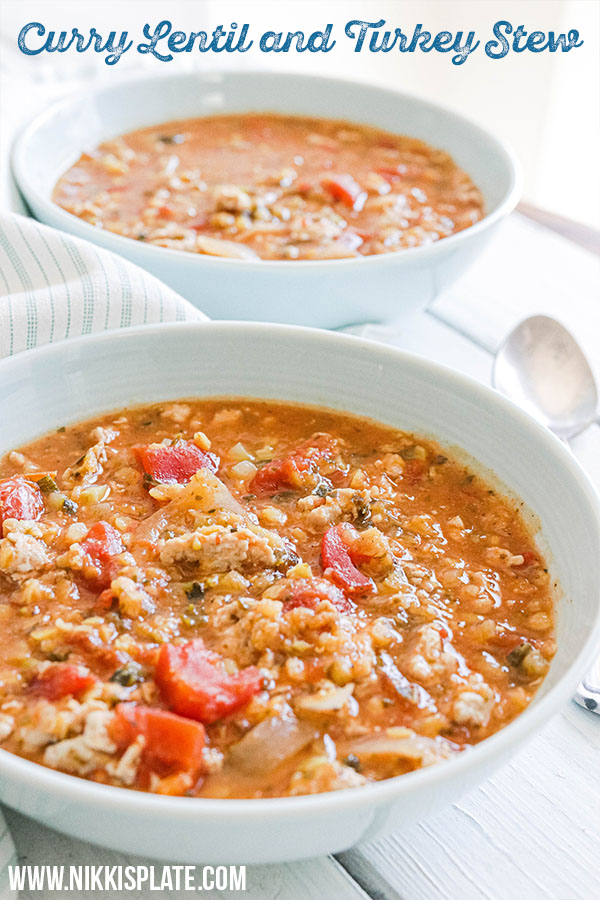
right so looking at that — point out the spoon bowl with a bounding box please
[493,315,599,441]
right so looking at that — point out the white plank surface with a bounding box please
[340,673,600,900]
[432,216,600,368]
[4,808,370,900]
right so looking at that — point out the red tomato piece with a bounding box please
[403,458,426,484]
[518,550,539,568]
[156,640,263,725]
[320,173,363,209]
[250,435,336,495]
[0,476,44,527]
[376,163,423,180]
[79,521,124,589]
[283,577,354,614]
[111,703,206,777]
[94,588,116,613]
[249,457,298,495]
[135,440,219,485]
[488,631,527,653]
[32,663,96,700]
[321,524,374,596]
[190,216,209,232]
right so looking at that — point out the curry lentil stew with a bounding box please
[0,400,554,798]
[53,113,484,261]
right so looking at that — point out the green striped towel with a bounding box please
[0,211,205,896]
[0,212,205,358]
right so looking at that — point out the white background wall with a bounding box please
[1,0,598,227]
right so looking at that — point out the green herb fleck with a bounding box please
[399,445,418,460]
[110,661,145,686]
[185,582,205,601]
[36,475,59,494]
[507,643,532,668]
[354,496,372,528]
[272,491,295,502]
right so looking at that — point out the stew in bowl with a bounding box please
[53,113,484,262]
[0,397,554,799]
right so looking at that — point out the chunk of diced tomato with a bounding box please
[79,521,124,589]
[250,456,300,495]
[321,173,363,209]
[111,703,206,778]
[321,524,374,596]
[250,434,336,495]
[156,640,263,725]
[0,476,44,527]
[488,631,528,653]
[517,550,539,568]
[94,588,116,612]
[135,440,219,485]
[283,577,354,614]
[32,663,96,700]
[403,458,426,484]
[376,163,424,180]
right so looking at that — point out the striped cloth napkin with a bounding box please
[0,211,205,896]
[0,212,205,358]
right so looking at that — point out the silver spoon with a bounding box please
[493,315,600,712]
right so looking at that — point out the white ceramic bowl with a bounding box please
[12,71,520,327]
[0,322,598,864]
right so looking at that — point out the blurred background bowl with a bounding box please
[12,71,520,328]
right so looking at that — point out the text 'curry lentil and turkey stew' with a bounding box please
[0,400,555,798]
[53,113,484,261]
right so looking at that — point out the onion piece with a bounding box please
[349,727,459,767]
[298,242,361,260]
[294,683,355,715]
[227,708,316,776]
[378,651,437,712]
[196,235,259,260]
[134,470,253,543]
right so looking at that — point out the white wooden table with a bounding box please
[2,66,600,900]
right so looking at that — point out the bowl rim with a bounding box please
[0,319,599,822]
[11,68,522,272]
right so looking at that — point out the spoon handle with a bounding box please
[574,654,600,714]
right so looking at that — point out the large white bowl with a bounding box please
[0,322,598,863]
[12,71,520,327]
